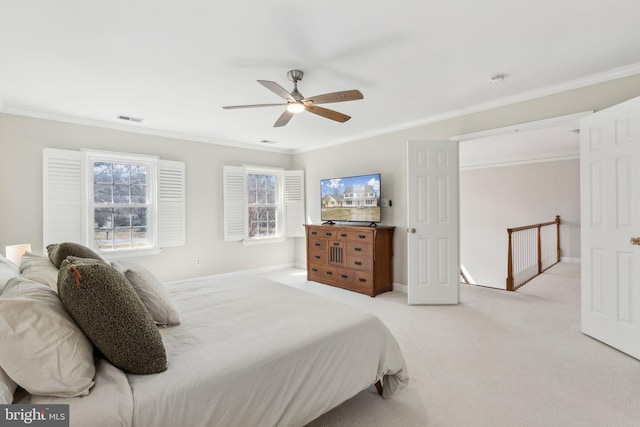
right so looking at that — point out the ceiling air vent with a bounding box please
[117,115,144,123]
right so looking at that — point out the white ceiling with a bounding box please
[1,1,640,153]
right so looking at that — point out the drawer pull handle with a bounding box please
[358,234,366,239]
[326,271,333,275]
[314,255,321,259]
[314,243,321,247]
[326,232,332,236]
[333,242,340,246]
[312,268,318,272]
[341,274,348,279]
[359,278,367,283]
[355,247,362,252]
[341,233,347,237]
[355,261,362,266]
[311,231,317,235]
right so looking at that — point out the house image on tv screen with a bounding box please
[343,184,378,207]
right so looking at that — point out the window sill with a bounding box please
[241,237,285,246]
[97,247,162,260]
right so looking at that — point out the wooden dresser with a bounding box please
[304,224,395,297]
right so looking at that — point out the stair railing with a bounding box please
[506,215,560,291]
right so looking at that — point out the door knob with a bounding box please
[408,228,416,234]
[630,237,640,245]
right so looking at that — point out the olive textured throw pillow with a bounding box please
[47,242,104,268]
[58,257,167,375]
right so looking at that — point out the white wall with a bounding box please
[0,113,295,282]
[460,159,580,288]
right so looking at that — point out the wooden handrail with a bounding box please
[507,216,560,233]
[506,216,560,291]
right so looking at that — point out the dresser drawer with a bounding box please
[336,229,374,243]
[346,256,372,271]
[307,227,322,238]
[353,271,374,290]
[308,226,337,239]
[346,242,372,258]
[320,229,336,238]
[308,250,327,265]
[337,269,373,293]
[337,268,355,286]
[308,264,337,283]
[308,238,327,251]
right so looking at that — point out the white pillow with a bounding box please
[0,366,17,404]
[0,277,95,397]
[19,252,59,291]
[111,260,181,326]
[0,254,19,294]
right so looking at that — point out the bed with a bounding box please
[2,252,408,427]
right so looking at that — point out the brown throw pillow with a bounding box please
[57,257,167,375]
[47,242,103,268]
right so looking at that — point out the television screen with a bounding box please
[321,173,381,223]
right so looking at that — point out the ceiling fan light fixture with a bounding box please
[223,70,363,127]
[286,102,305,114]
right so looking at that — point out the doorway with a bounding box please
[453,112,588,289]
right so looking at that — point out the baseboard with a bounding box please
[393,282,408,294]
[561,257,581,264]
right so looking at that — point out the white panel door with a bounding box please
[580,96,640,360]
[407,141,460,305]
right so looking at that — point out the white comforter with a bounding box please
[25,275,408,427]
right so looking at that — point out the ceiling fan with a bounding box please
[222,70,363,127]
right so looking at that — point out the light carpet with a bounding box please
[261,263,640,427]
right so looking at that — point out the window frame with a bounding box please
[84,150,159,255]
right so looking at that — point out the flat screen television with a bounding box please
[321,173,381,224]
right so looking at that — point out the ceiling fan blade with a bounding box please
[305,105,351,123]
[223,103,285,109]
[303,89,363,105]
[274,110,295,127]
[258,80,295,101]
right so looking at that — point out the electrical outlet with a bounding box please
[196,259,201,265]
[380,199,389,208]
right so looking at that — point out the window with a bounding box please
[88,155,155,251]
[223,165,304,242]
[247,172,280,239]
[43,148,185,255]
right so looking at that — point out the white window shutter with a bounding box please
[43,148,83,251]
[285,170,305,237]
[223,165,246,241]
[157,160,186,248]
